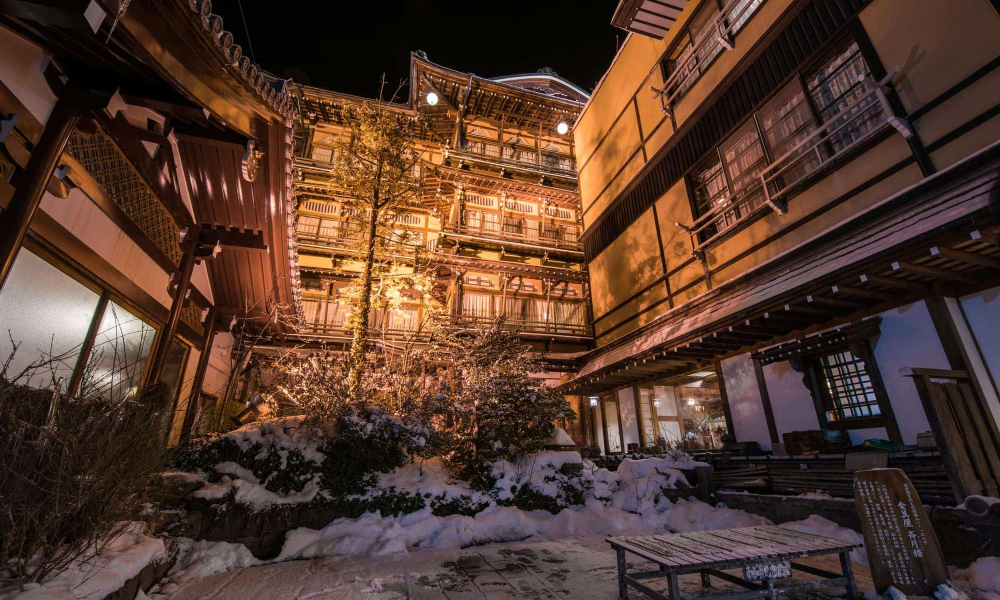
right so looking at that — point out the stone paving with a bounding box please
[156,536,879,600]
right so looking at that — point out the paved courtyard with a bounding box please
[154,537,877,600]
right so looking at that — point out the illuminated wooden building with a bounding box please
[0,0,301,443]
[290,53,592,383]
[565,0,1000,500]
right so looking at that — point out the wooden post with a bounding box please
[599,394,611,456]
[850,339,902,443]
[146,230,199,384]
[0,100,78,292]
[714,359,736,439]
[67,291,110,397]
[925,295,997,419]
[179,308,219,441]
[752,357,780,446]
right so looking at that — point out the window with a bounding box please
[462,292,493,319]
[757,80,823,185]
[310,146,333,163]
[465,275,493,287]
[806,41,879,152]
[87,301,156,403]
[296,215,320,238]
[819,350,881,421]
[0,249,102,389]
[550,301,586,328]
[691,154,731,229]
[637,387,659,448]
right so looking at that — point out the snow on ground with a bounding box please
[955,557,1000,599]
[11,523,166,600]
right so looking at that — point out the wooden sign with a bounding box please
[854,468,949,596]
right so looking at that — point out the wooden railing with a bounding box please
[452,144,577,175]
[453,212,582,252]
[656,0,767,111]
[454,314,591,337]
[682,84,891,252]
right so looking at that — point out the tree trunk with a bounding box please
[348,208,380,400]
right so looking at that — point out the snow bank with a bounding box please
[276,497,764,562]
[958,556,1000,594]
[167,539,262,580]
[780,514,867,565]
[12,523,166,600]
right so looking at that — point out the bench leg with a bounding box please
[840,551,858,600]
[765,578,777,600]
[616,547,628,600]
[668,573,680,600]
[701,571,712,588]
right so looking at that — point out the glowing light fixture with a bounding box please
[556,121,570,135]
[687,398,697,406]
[588,396,599,407]
[426,91,439,106]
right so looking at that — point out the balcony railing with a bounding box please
[455,314,592,337]
[454,143,577,175]
[452,214,583,252]
[684,83,891,252]
[657,0,766,113]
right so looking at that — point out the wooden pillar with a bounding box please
[752,357,780,446]
[925,295,996,410]
[146,231,198,384]
[714,359,736,440]
[850,339,903,443]
[0,100,79,292]
[179,308,219,441]
[598,395,611,456]
[67,290,110,397]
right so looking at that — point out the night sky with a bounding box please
[211,0,622,99]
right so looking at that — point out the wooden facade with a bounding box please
[0,0,301,443]
[289,55,594,378]
[565,0,1000,491]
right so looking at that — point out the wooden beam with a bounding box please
[806,294,869,311]
[891,261,978,284]
[831,284,894,302]
[179,307,219,441]
[971,229,1000,247]
[0,100,78,291]
[930,246,1000,270]
[859,273,930,291]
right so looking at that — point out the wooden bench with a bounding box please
[607,526,861,600]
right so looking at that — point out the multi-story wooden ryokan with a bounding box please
[563,0,1000,507]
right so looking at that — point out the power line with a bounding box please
[237,0,257,64]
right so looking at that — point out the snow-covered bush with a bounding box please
[440,321,576,486]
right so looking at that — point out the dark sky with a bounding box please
[212,0,622,99]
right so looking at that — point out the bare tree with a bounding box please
[329,77,424,401]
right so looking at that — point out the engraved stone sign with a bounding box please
[854,468,949,596]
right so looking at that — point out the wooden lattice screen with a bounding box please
[902,367,1000,502]
[65,129,183,267]
[179,302,206,337]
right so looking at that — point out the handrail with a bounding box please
[680,81,892,253]
[656,0,767,112]
[760,87,888,198]
[451,218,583,251]
[455,314,591,336]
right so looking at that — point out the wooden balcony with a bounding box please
[447,215,583,255]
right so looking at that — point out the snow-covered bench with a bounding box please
[607,526,861,600]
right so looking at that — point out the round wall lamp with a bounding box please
[426,91,439,106]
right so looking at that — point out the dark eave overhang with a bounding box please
[611,0,691,39]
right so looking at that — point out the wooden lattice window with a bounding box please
[65,129,183,267]
[819,350,881,421]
